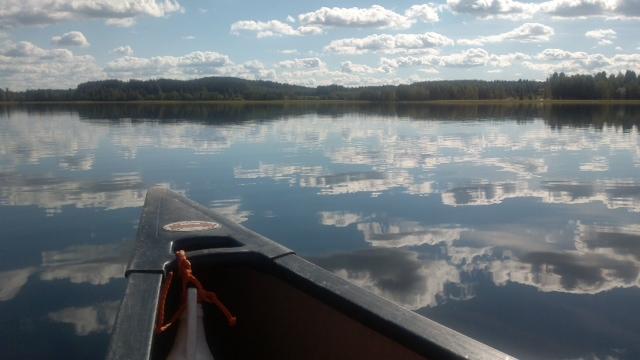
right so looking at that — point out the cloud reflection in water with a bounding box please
[317,212,640,311]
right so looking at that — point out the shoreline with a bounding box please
[1,99,640,105]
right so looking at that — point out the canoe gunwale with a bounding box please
[107,187,516,360]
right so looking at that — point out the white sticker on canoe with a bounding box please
[162,221,220,232]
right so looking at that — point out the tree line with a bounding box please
[1,71,639,102]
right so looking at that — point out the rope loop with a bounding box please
[156,250,237,333]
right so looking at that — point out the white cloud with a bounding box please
[539,0,615,17]
[111,45,134,56]
[230,20,322,38]
[447,0,538,19]
[616,0,640,16]
[105,51,232,79]
[539,0,640,18]
[458,23,554,46]
[382,49,530,69]
[535,48,589,60]
[276,57,325,69]
[298,5,413,29]
[105,17,136,27]
[446,0,639,19]
[182,35,195,40]
[234,4,440,39]
[0,41,105,90]
[325,32,454,54]
[341,61,387,74]
[404,4,440,23]
[0,0,183,28]
[278,49,299,55]
[585,28,616,45]
[51,31,90,47]
[440,48,496,67]
[525,49,640,75]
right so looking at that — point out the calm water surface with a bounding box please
[1,103,639,359]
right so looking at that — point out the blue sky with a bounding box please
[1,0,639,90]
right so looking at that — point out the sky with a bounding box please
[1,0,639,90]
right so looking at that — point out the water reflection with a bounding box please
[210,199,252,224]
[0,171,146,214]
[1,103,640,359]
[319,213,640,298]
[356,221,464,248]
[48,301,119,336]
[312,248,465,310]
[0,241,131,302]
[439,180,640,212]
[2,102,639,131]
[40,241,132,285]
[0,267,37,301]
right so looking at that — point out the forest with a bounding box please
[1,71,639,102]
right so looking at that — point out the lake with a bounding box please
[1,103,639,359]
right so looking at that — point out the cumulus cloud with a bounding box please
[325,32,453,54]
[446,0,639,19]
[341,61,387,74]
[535,48,589,60]
[447,0,538,19]
[111,45,134,56]
[525,48,640,75]
[458,23,554,46]
[298,5,414,29]
[276,57,325,69]
[0,0,183,28]
[382,49,530,70]
[298,4,440,29]
[585,28,616,45]
[539,0,615,17]
[0,41,105,90]
[105,17,136,27]
[51,31,89,47]
[105,51,232,79]
[230,20,322,38]
[405,4,441,22]
[232,4,440,38]
[441,49,530,67]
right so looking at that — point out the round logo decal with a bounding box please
[162,221,220,232]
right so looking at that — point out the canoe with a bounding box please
[107,187,515,360]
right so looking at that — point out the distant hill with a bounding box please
[1,71,639,101]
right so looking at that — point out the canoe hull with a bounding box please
[107,187,515,360]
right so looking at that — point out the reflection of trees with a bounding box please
[544,104,640,132]
[2,103,639,130]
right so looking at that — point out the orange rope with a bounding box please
[155,250,237,333]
